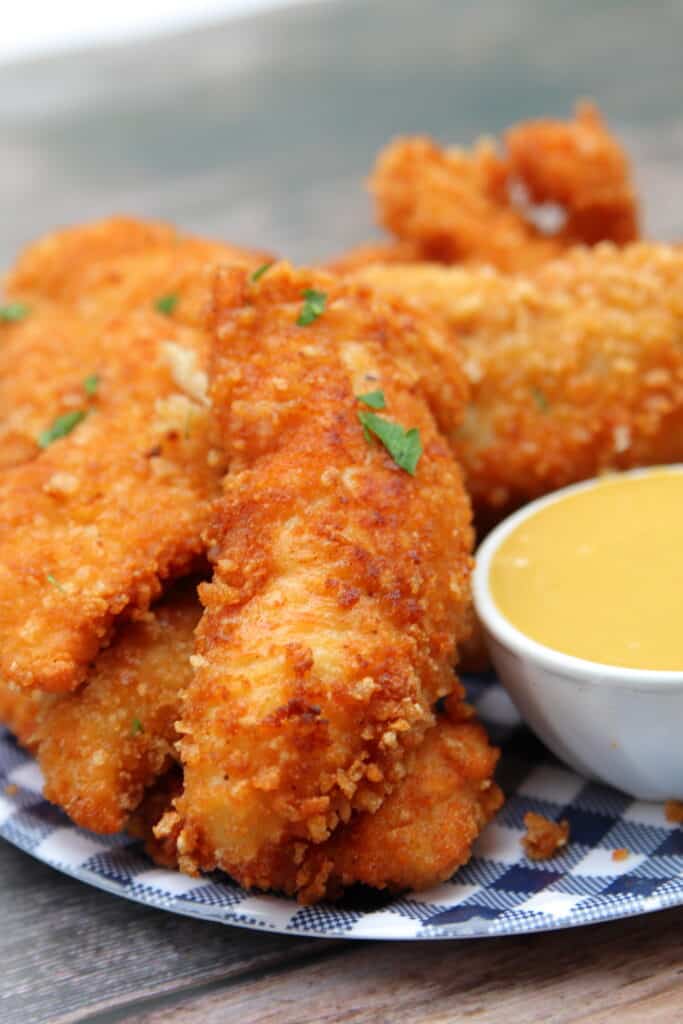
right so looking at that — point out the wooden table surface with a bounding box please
[2,1,683,1021]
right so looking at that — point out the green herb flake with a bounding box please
[249,262,274,284]
[0,302,30,323]
[531,387,549,413]
[46,573,65,593]
[297,289,327,327]
[131,717,144,736]
[358,411,423,476]
[357,389,386,410]
[38,410,88,449]
[155,293,178,316]
[83,373,100,397]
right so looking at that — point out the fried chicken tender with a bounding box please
[287,695,502,902]
[142,697,501,902]
[0,219,265,693]
[355,243,683,522]
[37,584,200,833]
[160,263,475,895]
[369,103,638,271]
[504,102,638,247]
[0,584,199,833]
[0,219,268,471]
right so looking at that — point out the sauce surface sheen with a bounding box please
[489,469,683,671]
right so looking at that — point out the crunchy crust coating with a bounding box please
[143,699,501,902]
[1,219,268,471]
[0,585,199,833]
[286,696,502,902]
[504,102,638,247]
[0,311,215,693]
[0,219,265,693]
[36,585,200,833]
[355,243,683,521]
[164,263,475,894]
[369,103,638,271]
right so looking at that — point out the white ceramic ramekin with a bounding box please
[472,468,683,801]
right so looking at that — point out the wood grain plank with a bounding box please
[124,909,683,1024]
[0,842,337,1024]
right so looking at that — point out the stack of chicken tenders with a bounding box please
[1,103,681,903]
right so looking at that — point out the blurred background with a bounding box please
[2,0,683,266]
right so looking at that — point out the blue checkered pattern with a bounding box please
[1,676,681,940]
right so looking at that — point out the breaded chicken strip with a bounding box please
[278,694,502,902]
[0,220,266,693]
[0,312,214,693]
[0,584,199,833]
[356,243,683,522]
[369,103,638,271]
[160,263,475,894]
[37,584,200,833]
[5,216,177,300]
[141,696,502,902]
[1,219,268,470]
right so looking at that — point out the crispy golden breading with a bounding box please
[0,219,267,693]
[0,585,198,832]
[142,698,501,902]
[369,104,638,271]
[0,312,214,693]
[522,812,570,860]
[1,220,268,471]
[0,680,47,753]
[36,585,200,834]
[159,263,475,895]
[355,244,683,521]
[0,306,102,471]
[504,102,638,246]
[5,216,177,302]
[290,696,502,902]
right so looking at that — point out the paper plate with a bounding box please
[1,676,681,940]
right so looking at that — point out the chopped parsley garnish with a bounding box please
[531,387,549,413]
[130,717,144,736]
[357,389,386,410]
[250,262,273,284]
[155,293,178,316]
[0,302,30,323]
[297,289,327,326]
[83,373,100,397]
[46,573,65,592]
[38,410,87,449]
[358,410,422,476]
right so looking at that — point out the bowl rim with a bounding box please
[472,465,683,689]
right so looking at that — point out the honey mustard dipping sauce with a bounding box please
[488,468,683,671]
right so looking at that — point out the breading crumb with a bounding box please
[665,800,683,824]
[522,811,570,860]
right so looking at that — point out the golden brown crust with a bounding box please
[143,701,502,903]
[1,218,269,472]
[504,101,638,246]
[169,262,475,894]
[522,812,570,860]
[355,244,683,522]
[36,585,200,833]
[0,584,199,832]
[0,218,266,693]
[369,103,638,271]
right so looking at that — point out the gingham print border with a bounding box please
[0,676,681,941]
